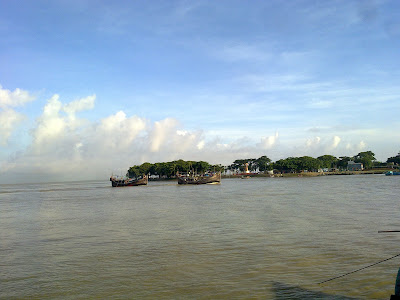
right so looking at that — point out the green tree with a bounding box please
[337,156,352,170]
[153,162,169,178]
[273,156,320,172]
[193,161,211,174]
[230,159,247,173]
[210,164,225,173]
[128,166,141,178]
[173,159,190,173]
[273,157,297,172]
[247,158,257,172]
[139,162,153,175]
[317,155,338,169]
[255,155,272,172]
[354,151,376,169]
[230,158,257,172]
[298,156,320,171]
[387,152,400,165]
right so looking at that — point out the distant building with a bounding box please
[347,161,363,171]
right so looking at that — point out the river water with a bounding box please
[1,175,400,299]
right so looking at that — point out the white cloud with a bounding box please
[1,93,209,182]
[0,85,36,145]
[63,94,95,115]
[331,135,341,149]
[149,118,179,152]
[343,140,366,155]
[357,140,367,152]
[33,95,66,149]
[197,140,205,150]
[258,132,279,150]
[0,83,397,183]
[95,110,147,150]
[0,109,25,145]
[306,136,321,148]
[0,84,35,108]
[176,130,187,136]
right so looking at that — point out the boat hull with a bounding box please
[110,175,148,187]
[177,172,221,185]
[385,171,400,176]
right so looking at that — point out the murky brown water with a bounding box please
[1,175,400,299]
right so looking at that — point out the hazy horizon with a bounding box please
[1,1,400,184]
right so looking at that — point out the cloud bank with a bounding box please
[1,91,248,182]
[0,88,386,183]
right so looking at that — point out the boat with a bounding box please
[385,171,400,176]
[177,172,221,185]
[110,175,148,187]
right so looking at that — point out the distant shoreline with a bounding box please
[222,169,391,178]
[147,169,393,181]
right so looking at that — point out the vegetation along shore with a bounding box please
[126,150,400,179]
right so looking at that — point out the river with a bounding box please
[1,175,400,299]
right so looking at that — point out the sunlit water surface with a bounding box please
[1,175,400,299]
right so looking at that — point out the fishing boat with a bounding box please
[385,171,400,176]
[110,175,148,187]
[176,172,221,185]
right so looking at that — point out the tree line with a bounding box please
[229,151,399,173]
[128,160,225,178]
[127,151,400,178]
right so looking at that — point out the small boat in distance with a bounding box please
[385,171,400,176]
[110,175,148,187]
[177,172,221,185]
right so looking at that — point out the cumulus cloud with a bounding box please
[95,110,147,150]
[1,93,210,182]
[33,95,66,149]
[0,84,36,108]
[300,134,371,159]
[343,140,367,155]
[0,109,25,145]
[63,94,95,115]
[331,135,341,149]
[0,87,386,183]
[357,140,367,151]
[149,118,179,152]
[0,85,36,145]
[197,140,205,150]
[258,132,279,149]
[32,94,96,151]
[306,136,321,148]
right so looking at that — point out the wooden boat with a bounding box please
[110,175,148,187]
[177,172,221,185]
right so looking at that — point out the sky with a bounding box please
[1,0,400,183]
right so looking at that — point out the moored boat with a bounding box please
[110,175,148,187]
[177,172,221,185]
[385,171,400,176]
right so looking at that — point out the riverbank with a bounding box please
[222,169,392,178]
[147,169,394,181]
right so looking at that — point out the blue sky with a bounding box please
[1,0,400,183]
